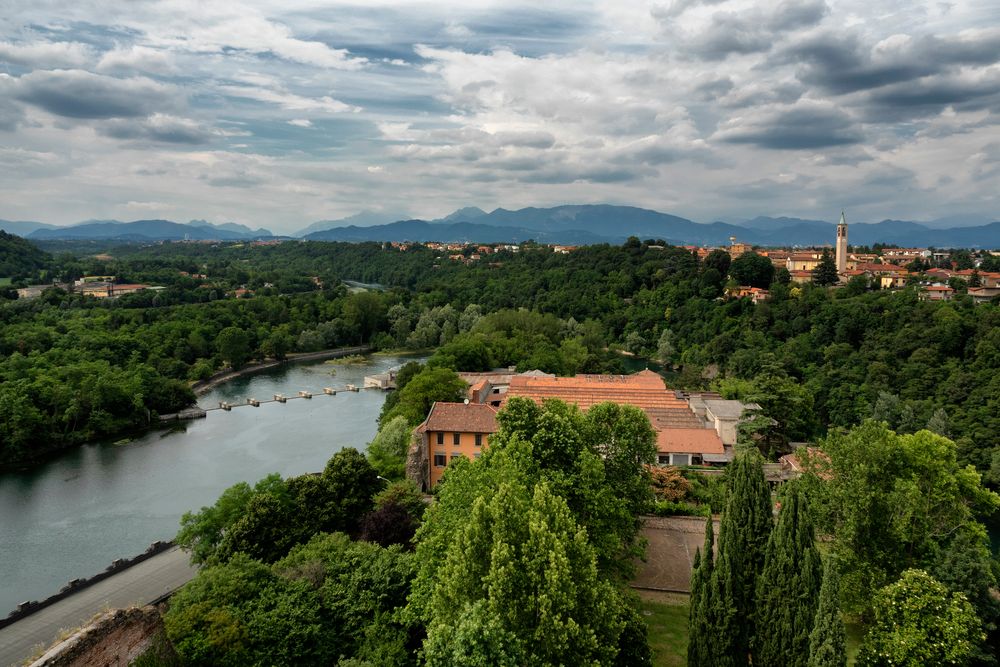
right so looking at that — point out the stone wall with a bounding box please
[28,606,174,667]
[632,515,719,593]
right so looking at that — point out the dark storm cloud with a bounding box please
[769,0,828,31]
[98,116,212,144]
[781,29,1000,95]
[863,75,1000,119]
[694,77,734,101]
[717,105,862,149]
[15,69,174,119]
[683,1,828,60]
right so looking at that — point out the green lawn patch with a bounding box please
[639,594,689,667]
[0,277,11,286]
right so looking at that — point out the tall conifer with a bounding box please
[713,446,773,664]
[687,516,715,666]
[753,483,822,667]
[808,557,847,667]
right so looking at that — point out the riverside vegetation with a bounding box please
[2,234,999,663]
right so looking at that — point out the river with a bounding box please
[0,353,415,615]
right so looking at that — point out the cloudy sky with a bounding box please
[2,0,999,233]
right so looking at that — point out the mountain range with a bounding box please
[3,206,1000,248]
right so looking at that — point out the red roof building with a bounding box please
[415,402,499,488]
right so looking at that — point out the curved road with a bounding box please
[0,547,195,667]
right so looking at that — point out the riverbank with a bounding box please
[191,345,370,396]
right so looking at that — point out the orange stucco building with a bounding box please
[415,402,498,488]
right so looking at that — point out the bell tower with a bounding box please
[836,211,848,273]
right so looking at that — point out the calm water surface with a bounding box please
[0,354,414,614]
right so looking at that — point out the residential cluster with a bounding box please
[408,368,759,490]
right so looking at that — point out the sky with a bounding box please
[1,0,999,234]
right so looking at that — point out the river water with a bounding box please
[0,353,414,615]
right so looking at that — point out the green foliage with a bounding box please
[812,249,839,287]
[379,366,466,427]
[753,483,821,667]
[366,415,413,479]
[165,534,416,667]
[422,479,625,666]
[712,446,773,663]
[856,569,983,667]
[730,251,775,288]
[688,516,715,667]
[802,422,1000,613]
[176,473,286,565]
[808,557,847,667]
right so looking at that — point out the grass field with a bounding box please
[639,591,689,666]
[0,277,11,286]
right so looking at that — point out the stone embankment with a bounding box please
[0,541,173,630]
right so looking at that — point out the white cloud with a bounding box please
[287,118,313,127]
[218,84,359,113]
[0,40,93,67]
[97,45,177,75]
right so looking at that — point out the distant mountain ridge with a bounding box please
[11,206,1000,247]
[0,220,56,236]
[28,219,272,241]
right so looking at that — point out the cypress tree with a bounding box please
[808,557,847,667]
[713,446,773,664]
[812,249,839,286]
[753,483,822,667]
[687,516,715,667]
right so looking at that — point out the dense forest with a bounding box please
[4,236,997,483]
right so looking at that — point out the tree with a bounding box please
[322,447,381,532]
[217,326,251,369]
[366,415,413,480]
[217,492,296,563]
[688,516,715,667]
[712,446,773,664]
[808,557,846,667]
[342,291,386,343]
[753,483,821,667]
[657,329,676,365]
[730,252,775,289]
[379,366,466,427]
[176,473,286,565]
[800,422,1000,613]
[704,248,732,277]
[422,480,625,666]
[856,569,982,667]
[359,501,418,548]
[812,249,839,286]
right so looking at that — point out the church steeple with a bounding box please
[836,211,848,273]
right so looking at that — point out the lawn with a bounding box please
[0,277,11,286]
[639,591,689,667]
[638,590,864,667]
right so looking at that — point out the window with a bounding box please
[474,452,482,459]
[433,454,446,467]
[453,432,461,445]
[671,454,691,466]
[474,433,483,447]
[657,454,670,465]
[436,432,443,445]
[451,453,465,462]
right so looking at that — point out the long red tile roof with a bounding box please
[503,369,724,455]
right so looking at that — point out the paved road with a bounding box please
[0,547,195,667]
